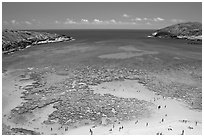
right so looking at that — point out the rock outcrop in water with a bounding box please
[2,29,73,54]
[150,22,202,42]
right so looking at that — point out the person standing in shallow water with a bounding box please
[181,130,185,135]
[65,127,68,131]
[90,129,93,135]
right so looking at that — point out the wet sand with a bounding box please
[67,80,201,135]
[2,72,201,135]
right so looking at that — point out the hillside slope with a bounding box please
[2,29,73,54]
[150,22,202,41]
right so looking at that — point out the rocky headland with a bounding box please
[149,22,202,43]
[2,29,73,54]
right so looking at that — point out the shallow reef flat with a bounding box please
[2,60,202,135]
[2,29,202,135]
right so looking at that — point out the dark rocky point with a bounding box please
[150,22,202,43]
[2,29,73,54]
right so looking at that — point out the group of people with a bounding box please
[49,94,198,135]
[89,121,125,135]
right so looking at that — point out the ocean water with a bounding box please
[3,30,202,135]
[41,29,154,41]
[3,29,202,70]
[33,29,201,51]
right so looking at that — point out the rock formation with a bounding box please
[2,29,73,54]
[150,22,202,41]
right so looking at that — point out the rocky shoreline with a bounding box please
[149,22,202,43]
[2,29,74,54]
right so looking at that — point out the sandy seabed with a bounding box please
[2,71,202,135]
[2,42,202,135]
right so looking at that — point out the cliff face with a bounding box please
[2,29,73,54]
[151,22,202,41]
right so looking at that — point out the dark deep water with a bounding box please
[3,29,202,70]
[34,29,155,41]
[33,29,201,51]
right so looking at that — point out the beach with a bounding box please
[2,30,202,135]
